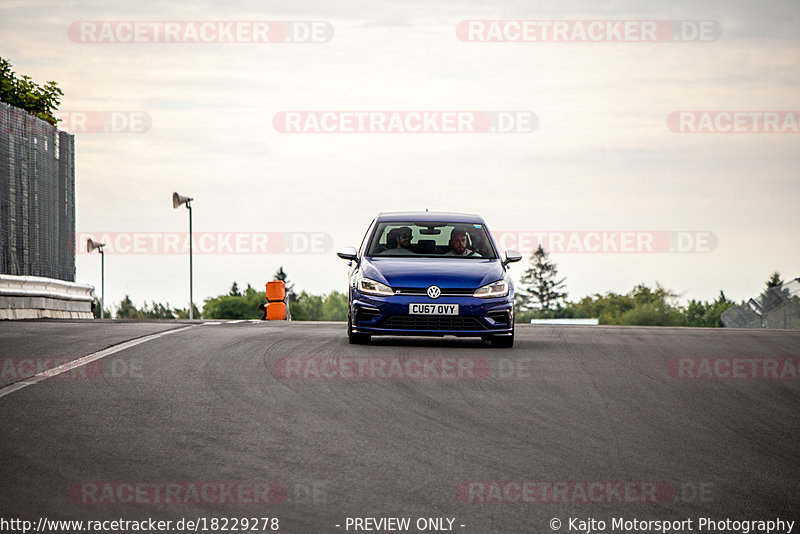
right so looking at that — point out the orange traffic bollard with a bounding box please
[263,281,288,320]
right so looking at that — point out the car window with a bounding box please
[366,222,497,258]
[357,218,375,257]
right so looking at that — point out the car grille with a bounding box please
[392,287,476,297]
[382,315,486,330]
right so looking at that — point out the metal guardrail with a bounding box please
[722,278,800,329]
[0,274,94,319]
[530,318,600,325]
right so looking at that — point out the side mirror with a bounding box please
[337,247,358,262]
[503,249,522,266]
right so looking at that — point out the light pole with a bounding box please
[172,192,194,319]
[87,239,105,318]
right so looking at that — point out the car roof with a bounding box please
[375,211,486,224]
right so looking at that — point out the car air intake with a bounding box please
[356,308,382,323]
[382,316,486,330]
[486,310,510,325]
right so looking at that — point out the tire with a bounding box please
[348,312,371,345]
[490,329,514,348]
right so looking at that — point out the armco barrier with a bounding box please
[0,274,94,319]
[722,278,800,329]
[530,318,600,325]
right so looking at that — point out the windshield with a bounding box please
[366,222,497,259]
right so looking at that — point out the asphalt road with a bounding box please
[1,321,799,533]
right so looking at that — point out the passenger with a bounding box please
[380,227,415,255]
[445,228,481,257]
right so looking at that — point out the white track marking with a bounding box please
[203,322,222,325]
[0,326,194,399]
[227,320,245,324]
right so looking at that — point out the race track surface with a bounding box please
[1,321,799,533]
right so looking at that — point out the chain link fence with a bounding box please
[722,278,800,329]
[0,102,75,282]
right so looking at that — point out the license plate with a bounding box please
[409,303,459,315]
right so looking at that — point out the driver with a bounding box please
[445,228,481,257]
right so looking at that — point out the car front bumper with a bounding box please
[351,292,514,337]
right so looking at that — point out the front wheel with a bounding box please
[490,329,514,348]
[348,312,371,345]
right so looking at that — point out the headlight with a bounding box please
[473,280,508,298]
[358,277,394,296]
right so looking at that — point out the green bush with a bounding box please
[202,284,264,319]
[516,283,729,327]
[1,57,63,126]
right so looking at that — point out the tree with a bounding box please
[765,271,783,291]
[201,295,253,319]
[288,291,318,321]
[91,298,111,319]
[175,303,201,319]
[615,283,682,326]
[682,290,734,328]
[516,244,567,312]
[201,282,263,319]
[516,282,701,327]
[320,291,348,321]
[115,295,139,318]
[139,301,177,319]
[0,57,63,126]
[273,266,297,302]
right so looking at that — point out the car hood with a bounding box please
[363,257,505,289]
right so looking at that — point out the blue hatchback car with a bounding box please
[337,212,522,347]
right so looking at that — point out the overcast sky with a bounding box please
[2,0,798,312]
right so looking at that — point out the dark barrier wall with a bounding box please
[0,102,76,282]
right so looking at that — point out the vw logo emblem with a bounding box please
[427,285,441,299]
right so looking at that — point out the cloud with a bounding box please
[3,0,798,307]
